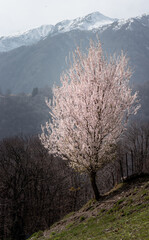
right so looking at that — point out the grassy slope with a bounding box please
[28,175,149,240]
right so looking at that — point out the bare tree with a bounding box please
[0,136,93,239]
[40,41,140,200]
[123,122,149,174]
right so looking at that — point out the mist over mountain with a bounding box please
[0,87,52,139]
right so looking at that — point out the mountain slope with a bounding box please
[0,88,52,139]
[28,175,149,240]
[0,14,148,94]
[0,30,95,93]
[97,14,149,85]
[0,12,116,52]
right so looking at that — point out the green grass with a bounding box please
[48,207,149,240]
[28,230,43,239]
[28,177,149,240]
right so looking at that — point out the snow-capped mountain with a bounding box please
[0,25,54,52]
[111,14,149,31]
[53,12,116,33]
[97,13,149,32]
[0,13,149,94]
[0,12,116,52]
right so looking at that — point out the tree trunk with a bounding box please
[119,158,124,180]
[126,153,128,177]
[131,150,134,174]
[89,171,100,201]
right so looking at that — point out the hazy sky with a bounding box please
[0,0,149,36]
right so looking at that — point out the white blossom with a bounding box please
[40,41,140,175]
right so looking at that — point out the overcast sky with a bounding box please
[0,0,149,36]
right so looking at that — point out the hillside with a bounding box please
[28,175,149,240]
[0,87,52,139]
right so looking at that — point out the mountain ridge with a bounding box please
[0,13,148,94]
[0,12,148,53]
[0,12,116,52]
